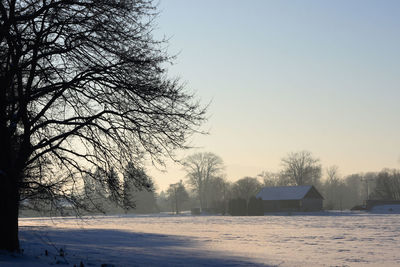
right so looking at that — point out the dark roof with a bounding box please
[256,185,323,201]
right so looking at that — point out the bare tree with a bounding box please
[0,0,205,251]
[205,176,231,213]
[281,151,322,186]
[326,166,340,184]
[342,173,364,208]
[372,169,400,200]
[183,152,224,210]
[258,171,289,187]
[231,177,262,203]
[167,180,189,214]
[322,166,344,210]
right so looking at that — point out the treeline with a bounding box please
[21,151,400,216]
[157,176,264,214]
[158,151,400,214]
[321,168,400,210]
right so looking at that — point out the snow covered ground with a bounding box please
[2,211,400,266]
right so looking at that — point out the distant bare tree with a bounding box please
[183,152,224,210]
[123,162,155,213]
[326,166,340,184]
[82,168,110,212]
[281,151,322,186]
[0,0,205,251]
[231,177,262,203]
[346,174,364,206]
[372,169,400,200]
[205,176,231,213]
[167,180,189,214]
[259,171,289,187]
[323,166,344,210]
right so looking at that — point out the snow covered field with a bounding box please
[2,211,400,266]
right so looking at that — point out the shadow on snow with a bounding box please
[18,226,270,266]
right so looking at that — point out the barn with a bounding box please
[256,185,324,212]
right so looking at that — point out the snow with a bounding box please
[1,212,400,266]
[370,204,400,213]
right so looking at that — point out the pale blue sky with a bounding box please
[151,0,400,190]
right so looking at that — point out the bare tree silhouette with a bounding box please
[231,177,262,203]
[281,151,321,186]
[183,152,224,211]
[0,0,205,251]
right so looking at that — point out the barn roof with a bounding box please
[256,185,322,201]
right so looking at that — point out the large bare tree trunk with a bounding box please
[0,115,21,251]
[0,168,20,251]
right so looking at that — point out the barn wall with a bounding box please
[263,200,301,212]
[263,200,279,212]
[301,198,323,211]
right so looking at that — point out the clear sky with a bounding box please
[150,0,400,191]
